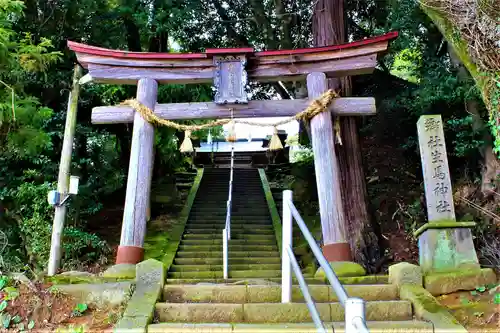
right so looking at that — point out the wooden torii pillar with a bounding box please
[68,32,397,264]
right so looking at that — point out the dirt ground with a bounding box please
[1,283,122,332]
[437,286,500,332]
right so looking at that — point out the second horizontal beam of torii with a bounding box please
[92,97,375,124]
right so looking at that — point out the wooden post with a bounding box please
[116,78,158,264]
[307,72,350,262]
[47,65,82,276]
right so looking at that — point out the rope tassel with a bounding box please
[269,127,283,151]
[226,120,237,142]
[180,130,194,153]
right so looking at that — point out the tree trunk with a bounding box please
[448,46,500,200]
[313,0,380,269]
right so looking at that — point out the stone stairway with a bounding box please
[166,167,285,283]
[150,167,434,332]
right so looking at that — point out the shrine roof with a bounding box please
[68,32,398,84]
[67,31,398,61]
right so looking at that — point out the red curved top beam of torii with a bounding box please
[68,31,398,85]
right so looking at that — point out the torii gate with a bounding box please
[65,32,398,266]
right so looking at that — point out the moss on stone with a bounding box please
[413,220,476,238]
[338,284,398,302]
[330,301,412,321]
[57,281,133,307]
[243,303,331,323]
[117,259,165,332]
[314,261,366,279]
[258,169,282,256]
[388,262,422,287]
[155,303,244,323]
[338,275,389,285]
[424,268,496,295]
[102,264,136,279]
[400,284,467,332]
[164,285,247,304]
[46,275,131,285]
[114,316,149,333]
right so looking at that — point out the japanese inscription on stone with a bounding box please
[417,115,456,221]
[213,55,248,104]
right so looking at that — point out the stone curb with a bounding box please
[424,268,497,295]
[400,284,468,333]
[114,259,165,333]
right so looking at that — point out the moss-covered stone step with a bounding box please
[184,227,274,233]
[197,200,268,205]
[178,244,278,252]
[169,264,282,272]
[163,284,398,304]
[183,233,275,240]
[175,251,279,258]
[184,228,275,235]
[191,213,271,219]
[164,277,325,285]
[164,275,389,285]
[155,300,412,323]
[174,257,281,266]
[148,321,433,333]
[168,269,282,279]
[183,234,276,241]
[191,206,270,212]
[180,239,277,246]
[185,223,273,229]
[188,217,272,221]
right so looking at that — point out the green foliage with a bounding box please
[71,303,88,317]
[0,300,7,312]
[447,116,484,157]
[487,74,500,153]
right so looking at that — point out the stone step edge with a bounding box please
[164,275,390,285]
[154,300,413,323]
[162,284,398,303]
[148,320,433,333]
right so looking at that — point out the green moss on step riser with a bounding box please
[162,284,398,304]
[315,261,366,279]
[154,300,412,323]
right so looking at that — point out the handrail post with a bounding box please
[281,190,293,303]
[223,228,228,279]
[345,297,368,333]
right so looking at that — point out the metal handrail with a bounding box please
[286,246,328,333]
[282,190,370,333]
[223,143,235,279]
